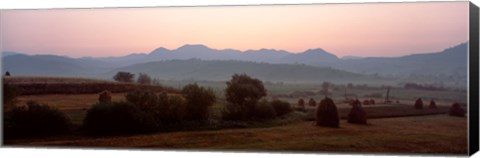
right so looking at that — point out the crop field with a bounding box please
[4,76,177,95]
[3,76,469,155]
[6,115,467,155]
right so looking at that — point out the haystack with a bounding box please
[316,97,339,128]
[414,98,423,109]
[348,100,367,124]
[449,103,465,117]
[98,90,112,103]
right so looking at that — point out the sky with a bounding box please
[0,1,469,58]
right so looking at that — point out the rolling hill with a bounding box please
[2,42,468,87]
[102,59,379,84]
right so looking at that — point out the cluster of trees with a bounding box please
[113,72,160,85]
[4,99,72,138]
[404,83,446,91]
[83,83,216,134]
[222,74,292,121]
[3,73,295,137]
[85,73,294,134]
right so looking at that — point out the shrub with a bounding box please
[222,102,249,121]
[308,98,316,107]
[3,83,20,110]
[182,84,216,121]
[316,97,339,128]
[270,100,292,117]
[83,101,157,135]
[347,100,367,125]
[225,74,266,117]
[98,90,112,103]
[414,98,423,109]
[449,103,465,117]
[113,71,134,83]
[253,99,277,119]
[429,99,437,109]
[154,92,187,124]
[4,101,71,138]
[125,89,158,111]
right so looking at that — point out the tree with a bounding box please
[224,74,266,120]
[5,71,11,76]
[137,73,152,85]
[182,83,216,121]
[125,89,158,111]
[5,101,71,138]
[113,72,134,83]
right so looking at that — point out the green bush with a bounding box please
[154,93,186,124]
[83,101,157,135]
[270,100,292,117]
[222,102,249,121]
[253,99,277,119]
[125,89,158,111]
[4,101,71,138]
[3,84,20,109]
[182,84,216,121]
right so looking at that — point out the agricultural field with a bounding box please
[6,115,467,155]
[3,76,469,156]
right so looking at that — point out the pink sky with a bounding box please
[0,2,469,58]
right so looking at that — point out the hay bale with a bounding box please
[296,99,306,112]
[348,100,367,125]
[449,103,465,117]
[316,97,339,128]
[308,98,317,107]
[363,100,370,105]
[429,99,437,109]
[414,98,423,109]
[98,90,112,103]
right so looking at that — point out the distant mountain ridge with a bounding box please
[2,42,468,87]
[89,44,337,67]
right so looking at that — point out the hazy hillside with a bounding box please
[330,43,468,77]
[2,54,113,76]
[2,42,468,88]
[103,59,380,84]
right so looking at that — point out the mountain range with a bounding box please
[1,42,468,87]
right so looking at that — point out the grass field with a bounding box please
[5,76,469,155]
[17,93,455,125]
[6,115,467,155]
